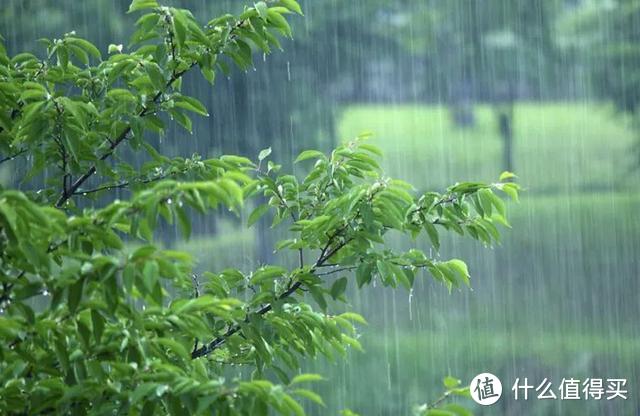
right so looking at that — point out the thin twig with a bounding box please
[314,265,357,277]
[72,169,180,195]
[191,274,200,354]
[191,228,354,359]
[426,391,451,410]
[0,148,27,164]
[55,16,250,208]
[408,194,457,218]
[54,64,193,208]
[257,169,305,269]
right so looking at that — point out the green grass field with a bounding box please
[338,103,639,193]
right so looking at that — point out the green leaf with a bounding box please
[172,9,188,47]
[440,403,473,416]
[443,376,461,389]
[279,0,304,15]
[358,143,382,156]
[128,0,159,13]
[282,394,305,416]
[248,204,270,227]
[108,43,123,54]
[250,265,286,285]
[169,108,192,132]
[330,277,348,299]
[175,205,191,239]
[258,147,272,161]
[68,277,85,314]
[424,410,455,416]
[67,37,102,60]
[487,190,506,217]
[91,310,105,342]
[131,382,158,403]
[424,222,440,250]
[446,259,470,287]
[56,46,69,69]
[309,286,327,311]
[156,338,190,361]
[478,189,493,217]
[174,95,209,116]
[356,262,373,288]
[145,62,165,90]
[255,1,269,20]
[290,373,324,385]
[499,171,517,181]
[294,150,325,163]
[338,312,367,325]
[376,260,395,287]
[293,388,325,406]
[107,88,136,102]
[501,182,520,202]
[142,260,159,293]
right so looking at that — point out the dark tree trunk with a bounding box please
[496,82,516,174]
[499,109,514,173]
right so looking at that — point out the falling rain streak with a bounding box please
[0,0,639,415]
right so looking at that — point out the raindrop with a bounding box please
[408,288,413,321]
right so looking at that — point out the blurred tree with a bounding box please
[419,0,563,172]
[558,0,640,166]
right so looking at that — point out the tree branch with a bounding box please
[191,274,201,354]
[314,265,357,277]
[55,16,250,208]
[0,148,27,165]
[191,226,354,359]
[72,168,181,196]
[52,99,67,192]
[426,391,452,410]
[258,169,305,268]
[54,64,195,208]
[408,194,457,218]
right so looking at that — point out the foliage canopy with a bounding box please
[0,1,518,414]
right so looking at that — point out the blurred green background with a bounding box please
[2,0,640,414]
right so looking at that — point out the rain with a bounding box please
[1,0,639,415]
